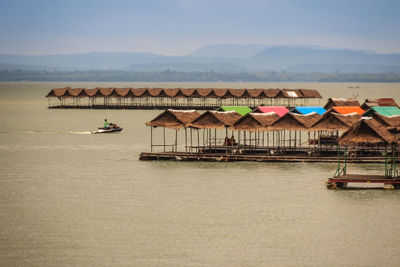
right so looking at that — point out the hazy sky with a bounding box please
[0,0,399,55]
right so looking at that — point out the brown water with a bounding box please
[1,82,400,266]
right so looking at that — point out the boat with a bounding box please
[91,123,123,134]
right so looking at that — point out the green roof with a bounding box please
[364,106,400,117]
[217,106,252,116]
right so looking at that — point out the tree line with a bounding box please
[1,70,400,82]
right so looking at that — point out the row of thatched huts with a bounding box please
[145,106,400,155]
[45,87,323,108]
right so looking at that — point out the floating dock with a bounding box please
[139,152,393,163]
[327,174,400,189]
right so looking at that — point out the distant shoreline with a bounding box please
[1,70,400,82]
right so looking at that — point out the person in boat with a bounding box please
[104,119,110,129]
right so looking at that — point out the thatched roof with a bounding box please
[46,87,68,97]
[299,89,322,98]
[189,111,242,129]
[46,87,323,99]
[280,89,304,98]
[269,112,321,131]
[372,113,400,128]
[339,118,395,145]
[361,98,398,110]
[246,89,263,98]
[228,89,245,98]
[196,88,213,97]
[146,109,201,129]
[324,98,360,110]
[231,112,280,131]
[309,112,361,132]
[262,89,281,98]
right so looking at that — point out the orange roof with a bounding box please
[332,106,365,115]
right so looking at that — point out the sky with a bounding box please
[0,0,399,55]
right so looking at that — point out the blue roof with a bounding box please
[292,106,326,115]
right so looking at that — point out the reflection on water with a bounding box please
[1,82,400,266]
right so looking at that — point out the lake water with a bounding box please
[1,82,400,266]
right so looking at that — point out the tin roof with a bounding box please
[292,106,326,115]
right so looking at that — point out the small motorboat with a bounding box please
[91,123,123,134]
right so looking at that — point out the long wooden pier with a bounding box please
[139,152,393,163]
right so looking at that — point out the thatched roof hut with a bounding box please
[146,109,201,129]
[339,118,395,145]
[231,112,280,131]
[372,113,400,128]
[228,89,245,98]
[361,98,398,110]
[262,89,281,98]
[245,89,263,98]
[189,111,242,129]
[269,112,322,131]
[324,98,360,110]
[309,112,361,132]
[299,89,322,98]
[46,87,68,98]
[280,89,304,98]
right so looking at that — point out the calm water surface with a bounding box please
[1,82,400,266]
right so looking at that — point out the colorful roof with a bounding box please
[363,106,400,117]
[253,106,289,117]
[217,106,252,116]
[292,106,326,115]
[332,106,365,115]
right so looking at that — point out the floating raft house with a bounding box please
[46,87,322,110]
[327,118,400,189]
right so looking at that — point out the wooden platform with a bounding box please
[139,152,393,163]
[327,174,400,189]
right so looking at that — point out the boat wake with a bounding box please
[0,130,92,135]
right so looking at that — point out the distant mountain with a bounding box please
[249,46,400,72]
[189,44,268,58]
[1,46,400,73]
[0,52,161,70]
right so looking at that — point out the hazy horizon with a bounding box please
[1,0,399,56]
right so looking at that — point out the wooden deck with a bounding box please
[139,152,392,163]
[327,174,400,189]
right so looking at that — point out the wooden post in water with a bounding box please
[163,127,166,152]
[150,126,153,152]
[175,129,178,152]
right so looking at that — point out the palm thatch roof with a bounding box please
[361,98,398,110]
[324,97,360,110]
[231,112,280,131]
[309,112,361,132]
[146,109,201,129]
[45,87,322,99]
[189,111,242,129]
[245,89,263,98]
[269,112,322,131]
[372,113,400,128]
[339,118,395,145]
[299,89,322,98]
